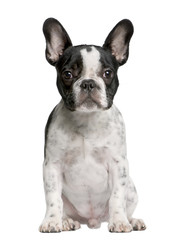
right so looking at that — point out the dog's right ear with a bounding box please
[103,19,133,66]
[43,18,72,65]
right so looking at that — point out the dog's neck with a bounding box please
[58,100,113,137]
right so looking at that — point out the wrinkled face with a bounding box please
[56,45,119,112]
[43,18,133,112]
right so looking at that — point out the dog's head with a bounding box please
[43,18,133,112]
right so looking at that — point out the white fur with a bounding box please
[39,100,146,232]
[73,47,108,111]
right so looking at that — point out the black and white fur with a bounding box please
[39,18,146,233]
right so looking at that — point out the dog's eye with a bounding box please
[63,71,73,80]
[103,69,113,78]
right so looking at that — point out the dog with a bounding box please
[39,18,146,233]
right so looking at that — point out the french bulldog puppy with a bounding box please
[39,18,146,233]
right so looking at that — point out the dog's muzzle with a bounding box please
[80,79,96,93]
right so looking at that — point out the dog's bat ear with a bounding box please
[43,18,72,65]
[103,19,134,66]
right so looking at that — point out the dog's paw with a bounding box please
[130,218,146,231]
[39,216,62,233]
[108,220,133,233]
[62,218,81,231]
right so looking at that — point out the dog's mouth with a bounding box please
[76,92,104,111]
[80,96,99,108]
[82,95,99,106]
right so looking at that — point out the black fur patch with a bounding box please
[96,46,119,109]
[44,106,57,157]
[56,46,84,111]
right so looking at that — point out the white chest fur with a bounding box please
[45,100,127,220]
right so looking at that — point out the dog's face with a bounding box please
[43,18,133,111]
[56,45,119,112]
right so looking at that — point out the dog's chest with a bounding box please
[47,103,124,218]
[62,132,112,218]
[62,133,111,186]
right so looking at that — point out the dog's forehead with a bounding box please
[80,46,101,74]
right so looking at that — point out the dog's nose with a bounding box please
[80,79,96,92]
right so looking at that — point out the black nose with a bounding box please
[80,79,96,92]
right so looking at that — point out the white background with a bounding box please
[0,0,178,239]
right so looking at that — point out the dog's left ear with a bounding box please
[43,18,72,65]
[103,19,134,65]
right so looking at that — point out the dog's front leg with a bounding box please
[39,159,63,233]
[108,157,132,233]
